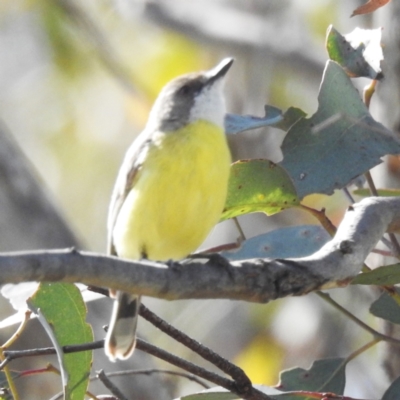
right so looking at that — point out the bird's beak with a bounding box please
[205,58,234,84]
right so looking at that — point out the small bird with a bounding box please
[105,58,233,361]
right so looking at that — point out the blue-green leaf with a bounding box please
[277,358,346,399]
[222,225,330,261]
[225,106,283,134]
[280,61,400,199]
[370,293,400,325]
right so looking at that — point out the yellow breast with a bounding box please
[113,120,231,261]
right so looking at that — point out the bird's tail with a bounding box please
[105,291,140,361]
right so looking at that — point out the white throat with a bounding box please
[188,80,226,127]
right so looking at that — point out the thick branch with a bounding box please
[0,197,397,302]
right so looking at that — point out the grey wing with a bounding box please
[107,131,152,256]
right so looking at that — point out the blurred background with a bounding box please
[0,0,400,399]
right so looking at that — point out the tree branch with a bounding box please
[0,197,396,301]
[139,304,252,389]
[97,369,129,400]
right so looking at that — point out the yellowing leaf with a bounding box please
[222,160,299,221]
[326,26,383,79]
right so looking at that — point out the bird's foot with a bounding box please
[165,259,184,272]
[188,252,232,269]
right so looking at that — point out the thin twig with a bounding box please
[97,369,129,400]
[364,171,378,197]
[380,236,398,256]
[371,248,395,257]
[201,241,241,254]
[136,339,271,400]
[388,233,400,257]
[0,311,31,400]
[345,338,381,364]
[2,338,263,398]
[2,311,31,349]
[2,340,104,367]
[342,187,355,204]
[139,304,252,390]
[90,368,210,389]
[16,360,100,400]
[316,292,400,345]
[233,217,246,242]
[298,204,336,236]
[136,339,236,391]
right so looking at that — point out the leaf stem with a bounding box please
[233,217,247,241]
[298,204,336,236]
[97,369,129,400]
[316,291,400,345]
[345,338,381,364]
[363,79,377,108]
[0,310,31,400]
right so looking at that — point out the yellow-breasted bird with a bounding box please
[105,58,233,361]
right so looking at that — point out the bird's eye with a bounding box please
[178,84,191,95]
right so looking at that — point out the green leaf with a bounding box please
[28,283,93,400]
[177,385,284,400]
[352,264,400,285]
[382,374,400,400]
[274,107,307,132]
[222,159,299,220]
[277,358,346,399]
[225,106,283,134]
[353,188,400,197]
[326,25,383,79]
[370,293,400,325]
[280,61,400,199]
[221,225,330,260]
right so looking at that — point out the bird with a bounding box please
[104,58,234,361]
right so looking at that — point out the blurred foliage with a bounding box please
[128,31,204,98]
[37,0,91,78]
[234,334,284,386]
[304,0,338,39]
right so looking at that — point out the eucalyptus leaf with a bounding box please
[370,293,400,325]
[353,188,400,197]
[225,105,283,134]
[382,374,400,400]
[222,159,299,220]
[326,25,383,79]
[28,283,93,400]
[280,61,400,199]
[277,358,346,399]
[352,264,400,285]
[222,225,330,261]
